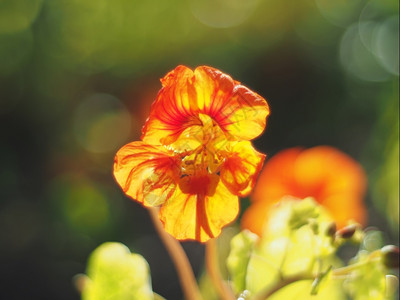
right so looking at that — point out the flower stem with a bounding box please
[331,258,377,277]
[251,273,314,300]
[148,207,202,300]
[205,238,236,300]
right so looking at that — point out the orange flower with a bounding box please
[114,65,269,242]
[242,146,367,236]
[142,65,269,145]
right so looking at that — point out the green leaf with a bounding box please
[81,242,154,300]
[343,250,396,300]
[288,197,320,230]
[267,276,345,300]
[228,198,341,296]
[226,230,259,294]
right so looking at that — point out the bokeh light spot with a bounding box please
[295,5,339,46]
[359,0,397,22]
[65,183,108,230]
[358,20,380,53]
[358,17,399,76]
[73,93,132,153]
[374,16,399,76]
[339,23,390,81]
[190,0,260,28]
[49,174,110,234]
[314,0,364,27]
[363,230,383,252]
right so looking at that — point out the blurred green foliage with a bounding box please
[344,232,398,300]
[48,174,111,235]
[79,242,155,300]
[227,199,397,300]
[0,0,398,299]
[226,229,258,294]
[227,198,344,298]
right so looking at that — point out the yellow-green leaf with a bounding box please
[226,230,259,294]
[81,242,154,300]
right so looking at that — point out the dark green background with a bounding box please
[0,0,398,299]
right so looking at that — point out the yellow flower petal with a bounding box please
[113,141,179,206]
[220,141,266,197]
[141,66,199,145]
[221,86,270,141]
[196,69,270,141]
[159,179,239,242]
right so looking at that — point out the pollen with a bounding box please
[178,144,223,196]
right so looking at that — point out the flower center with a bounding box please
[178,145,223,196]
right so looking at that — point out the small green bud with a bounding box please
[381,245,399,269]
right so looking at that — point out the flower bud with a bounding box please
[325,222,337,237]
[381,245,400,269]
[336,224,357,239]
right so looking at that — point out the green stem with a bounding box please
[148,207,202,300]
[252,255,380,299]
[331,257,379,277]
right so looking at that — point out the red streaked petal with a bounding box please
[203,181,239,238]
[216,85,270,141]
[113,141,180,206]
[142,66,198,145]
[220,141,266,197]
[141,65,269,146]
[159,180,239,242]
[194,66,269,140]
[192,66,235,117]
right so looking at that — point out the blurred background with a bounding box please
[0,0,398,299]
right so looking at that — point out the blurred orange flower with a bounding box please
[114,65,269,242]
[241,146,367,236]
